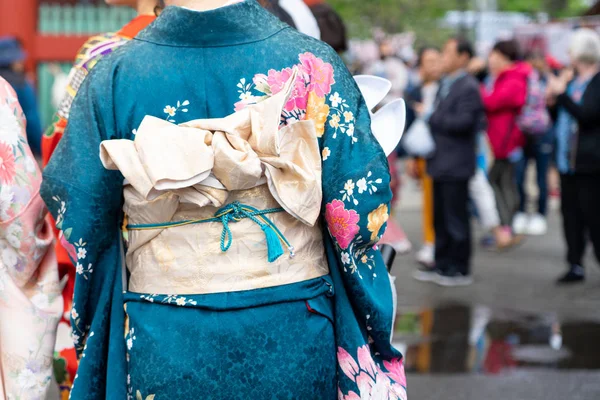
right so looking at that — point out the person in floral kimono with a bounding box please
[42,2,158,394]
[0,77,62,398]
[41,1,406,399]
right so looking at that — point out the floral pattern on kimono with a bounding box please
[233,52,406,398]
[40,15,156,397]
[41,2,405,398]
[0,77,63,399]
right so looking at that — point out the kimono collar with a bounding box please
[135,0,289,48]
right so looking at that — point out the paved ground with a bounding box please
[391,179,600,400]
[408,369,600,400]
[393,207,600,321]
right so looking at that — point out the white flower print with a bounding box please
[76,263,93,279]
[344,180,355,196]
[362,171,383,195]
[357,178,368,194]
[71,307,79,320]
[71,332,80,344]
[342,172,384,207]
[346,123,355,137]
[329,92,342,107]
[71,238,94,278]
[142,293,198,306]
[239,92,255,102]
[0,184,13,219]
[341,252,351,265]
[0,104,21,146]
[325,90,355,141]
[77,247,87,260]
[140,294,156,303]
[322,147,331,161]
[163,100,190,122]
[341,179,359,206]
[163,105,176,117]
[127,328,136,350]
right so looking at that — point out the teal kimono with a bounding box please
[41,2,407,399]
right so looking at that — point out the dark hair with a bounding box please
[449,36,474,59]
[492,40,521,62]
[416,46,439,67]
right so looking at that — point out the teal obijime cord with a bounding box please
[126,202,295,263]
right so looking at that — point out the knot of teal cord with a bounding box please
[216,202,293,262]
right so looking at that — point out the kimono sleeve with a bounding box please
[0,78,62,399]
[318,54,407,398]
[40,59,127,397]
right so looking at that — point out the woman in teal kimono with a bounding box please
[41,1,407,399]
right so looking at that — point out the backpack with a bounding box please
[517,70,551,135]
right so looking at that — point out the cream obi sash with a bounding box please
[100,71,328,295]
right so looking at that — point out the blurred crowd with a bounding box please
[359,29,600,287]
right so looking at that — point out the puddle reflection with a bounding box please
[393,304,600,374]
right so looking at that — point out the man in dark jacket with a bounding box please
[413,37,484,286]
[547,28,600,284]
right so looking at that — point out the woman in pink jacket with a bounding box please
[481,39,529,244]
[0,77,62,398]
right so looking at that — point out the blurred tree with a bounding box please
[328,0,459,42]
[330,0,589,39]
[498,0,587,16]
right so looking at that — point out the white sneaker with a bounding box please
[391,238,412,254]
[526,213,548,236]
[512,212,529,235]
[435,273,474,287]
[415,244,435,267]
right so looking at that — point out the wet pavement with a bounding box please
[391,198,600,399]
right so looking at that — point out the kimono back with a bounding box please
[41,1,406,399]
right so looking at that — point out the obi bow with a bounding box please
[99,69,322,227]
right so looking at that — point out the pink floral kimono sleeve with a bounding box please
[0,77,63,399]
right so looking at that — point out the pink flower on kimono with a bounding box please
[338,347,360,381]
[266,68,294,94]
[266,68,308,112]
[339,390,361,400]
[337,345,408,400]
[0,141,16,184]
[59,234,78,263]
[299,52,335,98]
[383,358,407,387]
[325,200,359,250]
